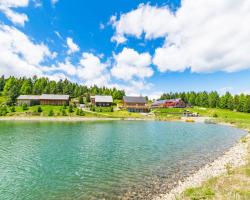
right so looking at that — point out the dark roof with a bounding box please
[123,96,147,103]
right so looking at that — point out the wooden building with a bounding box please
[151,98,186,108]
[123,96,149,113]
[90,95,113,107]
[40,94,70,105]
[17,95,40,106]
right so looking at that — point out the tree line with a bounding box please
[0,75,125,105]
[160,91,250,113]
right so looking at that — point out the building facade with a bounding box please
[17,95,40,106]
[16,94,70,106]
[123,96,149,113]
[90,95,113,107]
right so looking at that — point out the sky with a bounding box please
[0,0,250,99]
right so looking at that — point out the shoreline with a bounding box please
[154,129,249,200]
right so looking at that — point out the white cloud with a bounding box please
[66,37,80,55]
[111,48,153,81]
[51,0,59,6]
[111,1,250,73]
[77,53,110,86]
[99,23,105,30]
[0,0,29,26]
[0,24,55,77]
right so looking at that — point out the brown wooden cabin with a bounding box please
[123,96,149,113]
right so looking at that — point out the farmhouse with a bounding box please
[17,94,70,106]
[91,95,113,107]
[17,95,40,106]
[40,94,70,105]
[151,98,186,108]
[123,96,149,113]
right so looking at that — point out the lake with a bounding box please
[0,121,246,199]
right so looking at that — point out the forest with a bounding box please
[0,75,125,105]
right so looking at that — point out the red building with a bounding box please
[151,98,186,108]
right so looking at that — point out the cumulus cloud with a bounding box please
[0,0,29,26]
[0,24,55,77]
[66,37,80,55]
[51,0,59,6]
[111,48,153,81]
[77,53,110,86]
[111,0,250,73]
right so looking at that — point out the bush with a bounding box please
[76,108,85,116]
[10,106,15,112]
[213,113,218,118]
[61,109,67,116]
[68,104,74,113]
[48,109,54,116]
[0,106,8,116]
[22,103,28,111]
[37,106,42,113]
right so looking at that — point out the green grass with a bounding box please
[184,187,215,200]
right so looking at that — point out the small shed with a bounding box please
[17,95,40,106]
[91,95,113,107]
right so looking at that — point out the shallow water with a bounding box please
[0,121,245,199]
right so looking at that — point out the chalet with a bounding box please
[17,95,40,106]
[90,95,113,107]
[17,94,70,106]
[151,98,186,108]
[40,94,70,106]
[123,96,149,113]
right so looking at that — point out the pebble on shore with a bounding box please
[154,134,249,200]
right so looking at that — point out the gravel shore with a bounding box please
[154,133,249,200]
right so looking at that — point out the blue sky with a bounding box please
[0,0,250,98]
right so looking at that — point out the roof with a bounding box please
[93,95,113,103]
[17,95,40,100]
[40,94,70,100]
[123,96,147,103]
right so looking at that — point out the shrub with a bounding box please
[213,113,218,118]
[76,108,85,116]
[61,109,67,116]
[10,106,15,112]
[48,109,54,116]
[68,104,74,113]
[22,103,28,111]
[0,106,8,116]
[37,106,42,113]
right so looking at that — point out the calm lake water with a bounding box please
[0,121,246,200]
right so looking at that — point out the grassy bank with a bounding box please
[0,105,145,119]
